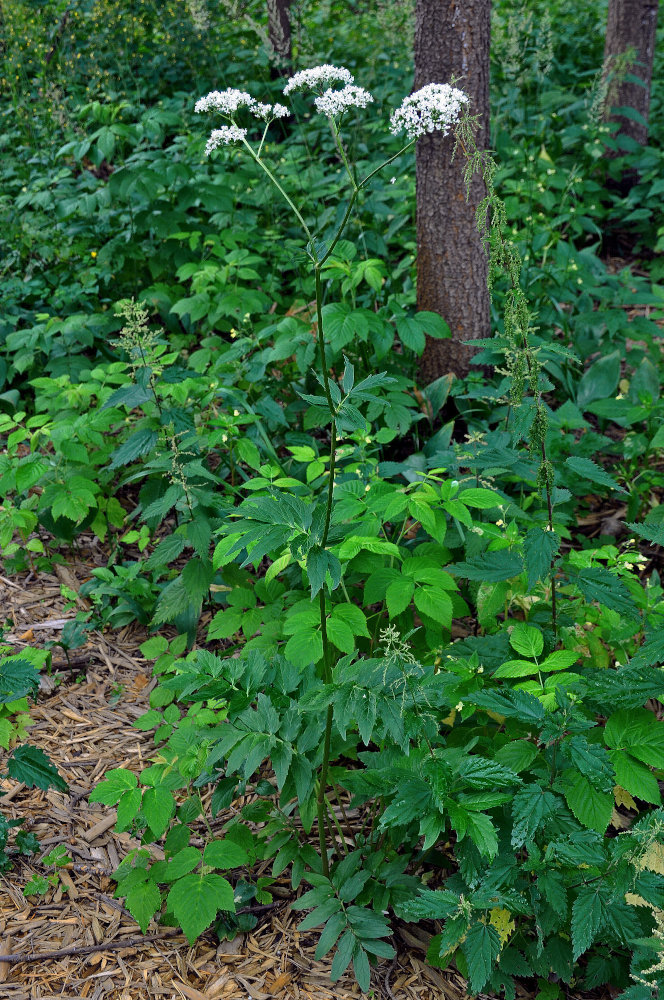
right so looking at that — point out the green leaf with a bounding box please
[353,945,371,993]
[386,578,414,617]
[493,658,539,678]
[284,628,323,668]
[0,657,40,704]
[331,603,370,637]
[142,787,175,838]
[509,622,543,658]
[331,929,355,982]
[8,745,68,793]
[167,873,235,944]
[604,709,664,768]
[338,536,401,560]
[396,316,426,354]
[457,488,502,509]
[560,771,612,834]
[414,586,453,628]
[565,456,626,494]
[522,527,560,588]
[512,785,558,847]
[108,428,158,470]
[126,880,162,934]
[314,911,347,960]
[153,847,202,882]
[116,788,143,832]
[90,768,138,805]
[539,650,579,671]
[609,750,660,805]
[461,922,501,993]
[572,566,640,620]
[572,886,609,959]
[450,550,523,582]
[203,839,249,870]
[145,533,186,571]
[576,351,620,409]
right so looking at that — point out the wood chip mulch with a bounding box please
[0,566,483,1000]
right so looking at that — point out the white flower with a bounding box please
[389,176,396,184]
[272,103,289,118]
[314,84,374,117]
[195,88,256,116]
[390,82,470,140]
[205,126,247,154]
[283,64,354,95]
[251,102,273,120]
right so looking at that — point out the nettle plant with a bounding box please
[90,66,664,997]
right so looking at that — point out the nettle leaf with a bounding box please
[167,873,235,944]
[472,689,545,724]
[512,784,558,848]
[144,532,186,571]
[509,622,543,658]
[451,550,524,583]
[0,657,40,704]
[457,487,502,509]
[522,527,560,588]
[8,745,68,793]
[386,578,415,617]
[565,456,626,494]
[571,886,610,960]
[108,428,158,470]
[559,771,612,834]
[626,520,664,547]
[571,566,640,620]
[461,921,501,993]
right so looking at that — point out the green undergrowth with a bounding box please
[2,1,664,997]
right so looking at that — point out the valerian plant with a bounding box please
[88,64,664,998]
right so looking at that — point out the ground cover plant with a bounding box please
[2,1,664,996]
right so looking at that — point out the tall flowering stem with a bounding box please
[195,69,469,875]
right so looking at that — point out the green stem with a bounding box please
[317,704,334,877]
[244,141,314,243]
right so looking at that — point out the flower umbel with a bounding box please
[205,126,248,153]
[195,88,256,116]
[283,64,354,95]
[390,82,470,140]
[314,84,374,117]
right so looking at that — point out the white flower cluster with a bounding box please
[390,83,470,140]
[195,88,256,116]
[205,125,248,153]
[314,84,374,117]
[283,64,354,95]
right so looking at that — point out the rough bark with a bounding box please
[415,0,491,384]
[602,0,659,153]
[267,0,291,71]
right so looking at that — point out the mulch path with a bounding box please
[0,566,481,1000]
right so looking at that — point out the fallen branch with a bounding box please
[0,929,183,966]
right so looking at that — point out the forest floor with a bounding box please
[0,562,487,1000]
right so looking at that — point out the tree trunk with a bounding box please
[415,0,491,384]
[267,0,291,72]
[602,0,659,154]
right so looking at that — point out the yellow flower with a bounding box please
[90,251,97,258]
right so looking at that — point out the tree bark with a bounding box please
[602,0,659,153]
[415,0,491,384]
[267,0,291,72]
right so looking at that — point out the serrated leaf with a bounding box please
[108,428,158,470]
[0,657,41,704]
[450,550,523,582]
[609,750,660,805]
[386,578,414,617]
[572,886,609,959]
[560,771,612,834]
[414,586,453,628]
[512,785,558,847]
[126,880,161,933]
[144,533,186,571]
[167,873,235,943]
[330,929,355,982]
[509,622,543,658]
[203,839,249,870]
[90,768,138,804]
[142,786,175,838]
[461,921,501,993]
[605,709,664,768]
[523,527,560,588]
[7,745,68,793]
[565,456,626,494]
[457,488,502,509]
